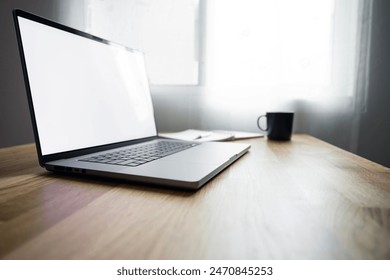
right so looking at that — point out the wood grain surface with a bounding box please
[0,135,389,259]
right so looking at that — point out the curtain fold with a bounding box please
[350,0,373,152]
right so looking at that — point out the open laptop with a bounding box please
[13,9,250,190]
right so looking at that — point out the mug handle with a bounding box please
[257,115,267,131]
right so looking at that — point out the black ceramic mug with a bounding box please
[257,112,294,141]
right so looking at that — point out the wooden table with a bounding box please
[1,135,389,259]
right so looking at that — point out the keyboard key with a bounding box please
[80,140,198,167]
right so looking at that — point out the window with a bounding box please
[86,0,200,85]
[85,0,365,99]
[211,0,333,86]
[205,0,361,98]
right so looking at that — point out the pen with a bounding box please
[193,132,212,140]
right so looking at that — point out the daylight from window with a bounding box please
[209,0,334,87]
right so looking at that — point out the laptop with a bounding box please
[13,9,250,190]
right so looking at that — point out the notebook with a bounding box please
[13,9,250,190]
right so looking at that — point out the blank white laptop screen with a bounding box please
[18,17,157,156]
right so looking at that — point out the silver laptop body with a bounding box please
[13,9,250,190]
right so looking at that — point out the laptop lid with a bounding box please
[13,10,157,165]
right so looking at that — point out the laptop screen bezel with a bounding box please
[13,9,159,166]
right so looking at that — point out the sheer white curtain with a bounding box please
[82,0,372,150]
[198,0,372,151]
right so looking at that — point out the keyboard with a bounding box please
[80,140,198,167]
